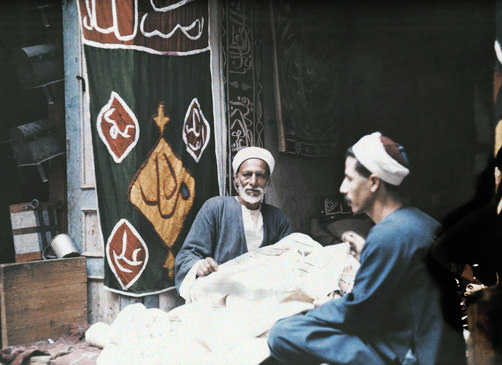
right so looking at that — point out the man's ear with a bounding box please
[369,175,381,193]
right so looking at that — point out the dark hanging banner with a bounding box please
[77,0,219,296]
[220,0,264,192]
[271,1,341,158]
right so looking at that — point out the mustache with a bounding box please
[245,186,264,192]
[238,183,265,193]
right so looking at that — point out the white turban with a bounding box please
[352,132,409,186]
[232,147,275,175]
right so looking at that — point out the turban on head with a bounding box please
[352,132,410,186]
[232,147,275,175]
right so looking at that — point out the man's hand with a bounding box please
[341,231,365,261]
[196,257,219,277]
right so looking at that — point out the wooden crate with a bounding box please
[0,257,87,347]
[9,201,59,262]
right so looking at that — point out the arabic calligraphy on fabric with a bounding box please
[129,103,195,275]
[183,98,210,162]
[78,0,209,54]
[106,219,149,290]
[97,91,139,163]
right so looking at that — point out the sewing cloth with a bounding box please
[87,233,360,364]
[174,196,290,300]
[268,207,467,364]
[178,199,265,300]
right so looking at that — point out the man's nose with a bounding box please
[249,174,257,186]
[339,179,347,194]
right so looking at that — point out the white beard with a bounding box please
[236,181,266,205]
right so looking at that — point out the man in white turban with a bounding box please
[175,146,291,301]
[268,132,466,364]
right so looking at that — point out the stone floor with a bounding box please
[1,335,102,364]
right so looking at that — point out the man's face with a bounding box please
[339,156,373,214]
[235,158,269,205]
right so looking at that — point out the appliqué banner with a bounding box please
[78,0,219,296]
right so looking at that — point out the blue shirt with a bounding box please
[174,196,291,293]
[268,207,466,364]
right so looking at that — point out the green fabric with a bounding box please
[85,46,218,295]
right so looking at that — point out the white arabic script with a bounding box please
[112,231,144,273]
[81,0,204,42]
[104,108,135,139]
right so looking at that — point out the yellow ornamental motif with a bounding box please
[129,103,195,276]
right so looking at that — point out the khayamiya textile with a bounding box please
[271,1,341,158]
[219,0,264,192]
[77,0,219,296]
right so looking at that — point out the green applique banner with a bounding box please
[78,0,219,296]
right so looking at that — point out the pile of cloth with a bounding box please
[85,233,359,364]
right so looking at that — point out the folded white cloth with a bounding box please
[89,233,359,364]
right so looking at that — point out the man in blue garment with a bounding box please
[268,132,466,364]
[175,147,291,301]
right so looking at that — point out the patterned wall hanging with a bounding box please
[270,1,340,158]
[220,0,264,192]
[78,0,219,296]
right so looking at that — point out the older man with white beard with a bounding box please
[174,147,291,301]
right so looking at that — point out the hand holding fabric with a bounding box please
[341,231,365,261]
[196,257,219,277]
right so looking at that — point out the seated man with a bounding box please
[268,132,466,364]
[175,146,291,301]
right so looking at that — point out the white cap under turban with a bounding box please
[232,147,275,175]
[352,132,409,186]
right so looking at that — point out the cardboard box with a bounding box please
[0,257,87,347]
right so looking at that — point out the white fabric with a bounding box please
[232,146,275,175]
[85,322,112,348]
[88,233,360,365]
[241,204,264,251]
[179,259,203,302]
[179,201,264,302]
[352,132,409,186]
